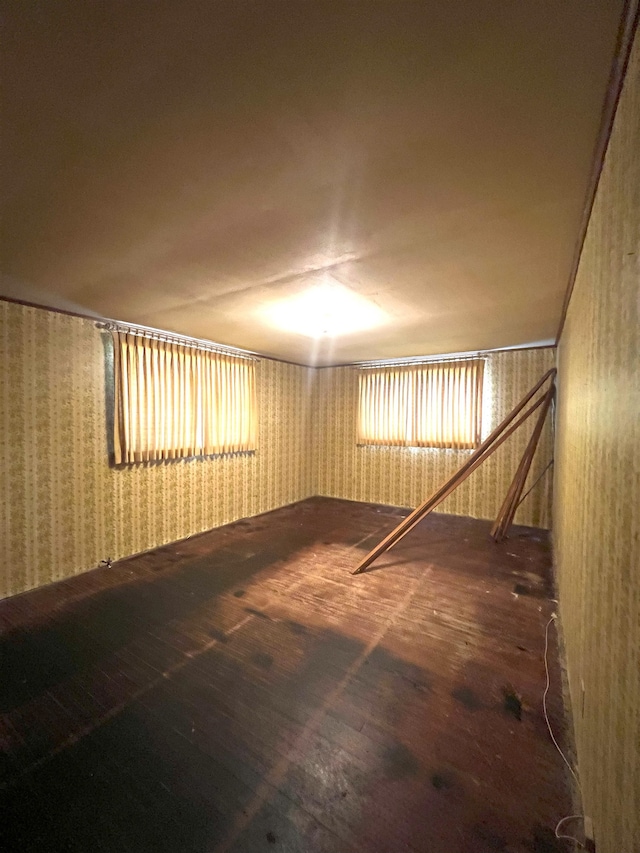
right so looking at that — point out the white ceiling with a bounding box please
[1,1,624,364]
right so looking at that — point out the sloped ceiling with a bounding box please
[1,1,624,365]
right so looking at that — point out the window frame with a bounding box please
[111,331,257,465]
[357,358,484,451]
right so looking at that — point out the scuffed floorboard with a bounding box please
[0,497,573,852]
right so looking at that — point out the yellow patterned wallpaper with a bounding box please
[312,347,555,528]
[0,302,314,598]
[0,299,555,600]
[553,28,640,853]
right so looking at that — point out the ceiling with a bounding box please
[1,1,624,365]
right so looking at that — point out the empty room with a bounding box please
[1,2,638,852]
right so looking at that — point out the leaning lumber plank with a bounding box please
[490,411,546,539]
[388,392,548,551]
[492,384,555,540]
[491,384,555,541]
[352,368,556,574]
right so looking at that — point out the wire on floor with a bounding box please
[543,614,586,850]
[555,815,587,849]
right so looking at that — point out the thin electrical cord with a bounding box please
[543,615,586,849]
[544,616,581,787]
[516,458,554,508]
[555,815,586,848]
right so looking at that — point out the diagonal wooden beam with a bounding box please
[353,368,557,574]
[491,383,555,541]
[353,391,547,573]
[387,392,548,552]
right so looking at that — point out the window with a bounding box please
[111,331,257,464]
[358,359,484,449]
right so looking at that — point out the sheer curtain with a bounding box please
[112,331,256,464]
[358,359,484,449]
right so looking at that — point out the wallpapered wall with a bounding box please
[0,300,555,600]
[312,347,555,527]
[553,28,639,853]
[0,302,314,598]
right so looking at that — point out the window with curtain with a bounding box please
[358,359,484,449]
[111,331,257,464]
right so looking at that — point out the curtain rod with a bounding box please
[356,353,485,369]
[96,320,260,361]
[354,342,554,370]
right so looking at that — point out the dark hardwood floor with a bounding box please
[0,497,574,853]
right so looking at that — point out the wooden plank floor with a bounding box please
[0,497,574,853]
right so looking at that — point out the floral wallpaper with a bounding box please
[1,299,555,601]
[0,302,314,598]
[312,348,555,528]
[553,28,640,853]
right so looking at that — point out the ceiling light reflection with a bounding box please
[264,279,387,338]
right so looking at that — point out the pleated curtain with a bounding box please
[358,359,484,449]
[112,332,257,464]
